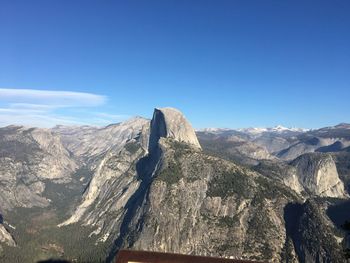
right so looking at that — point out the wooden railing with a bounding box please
[115,250,261,263]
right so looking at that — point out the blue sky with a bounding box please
[0,0,349,128]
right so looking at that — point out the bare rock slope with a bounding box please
[58,117,150,239]
[291,153,347,198]
[149,107,201,150]
[0,126,77,212]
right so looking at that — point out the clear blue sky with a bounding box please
[0,0,349,128]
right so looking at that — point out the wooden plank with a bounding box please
[115,250,261,263]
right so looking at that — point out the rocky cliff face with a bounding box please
[149,108,201,151]
[55,108,349,263]
[256,153,347,199]
[254,160,304,195]
[125,139,301,262]
[284,200,344,263]
[291,153,347,198]
[0,126,77,212]
[1,110,349,263]
[53,117,150,160]
[0,222,15,252]
[103,108,302,262]
[58,117,150,241]
[197,130,274,166]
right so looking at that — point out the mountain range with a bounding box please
[0,108,349,263]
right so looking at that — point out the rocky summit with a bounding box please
[149,107,201,151]
[291,153,347,198]
[0,108,349,263]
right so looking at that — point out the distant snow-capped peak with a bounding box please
[237,125,309,134]
[197,128,231,133]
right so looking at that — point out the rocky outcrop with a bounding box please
[149,108,201,151]
[0,126,77,211]
[197,131,274,166]
[253,135,294,154]
[0,223,15,247]
[58,140,146,233]
[2,110,350,263]
[119,139,301,262]
[58,118,150,237]
[291,153,347,198]
[257,153,348,198]
[284,200,344,263]
[53,117,150,160]
[255,160,304,195]
[277,136,350,161]
[102,108,302,261]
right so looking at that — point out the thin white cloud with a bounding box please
[0,113,90,127]
[0,88,128,127]
[8,103,63,110]
[0,88,106,107]
[0,107,45,114]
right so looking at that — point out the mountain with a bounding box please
[0,221,15,253]
[57,108,349,262]
[275,124,350,160]
[52,116,150,161]
[0,126,77,212]
[284,199,344,263]
[255,153,347,198]
[237,125,309,136]
[0,111,349,263]
[290,153,347,198]
[199,123,350,163]
[197,130,274,166]
[149,107,201,150]
[58,118,149,232]
[102,108,303,262]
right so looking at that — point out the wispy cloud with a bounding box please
[8,103,64,111]
[0,88,127,127]
[0,88,106,107]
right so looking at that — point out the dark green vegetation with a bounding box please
[157,160,182,185]
[217,216,238,228]
[124,141,141,155]
[1,208,108,263]
[156,140,198,185]
[0,167,111,263]
[326,198,350,259]
[244,207,277,260]
[207,170,254,199]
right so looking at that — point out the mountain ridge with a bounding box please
[0,108,349,262]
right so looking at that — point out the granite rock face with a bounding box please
[256,153,347,198]
[149,108,201,151]
[0,223,15,249]
[254,160,304,195]
[284,200,344,263]
[127,139,300,262]
[56,109,349,263]
[104,109,300,262]
[0,126,77,212]
[1,110,350,263]
[58,117,150,241]
[53,117,150,160]
[291,153,347,198]
[197,130,274,166]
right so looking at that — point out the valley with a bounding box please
[0,108,350,263]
